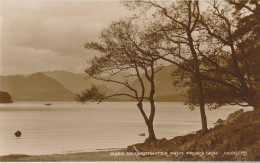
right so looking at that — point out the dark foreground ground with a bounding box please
[1,109,260,161]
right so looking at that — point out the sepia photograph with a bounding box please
[0,0,259,161]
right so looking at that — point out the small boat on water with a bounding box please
[45,103,52,106]
[138,133,145,136]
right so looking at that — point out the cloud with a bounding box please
[0,1,133,75]
[1,46,89,75]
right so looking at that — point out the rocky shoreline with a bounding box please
[127,109,260,161]
[0,109,259,161]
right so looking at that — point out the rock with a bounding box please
[126,145,134,152]
[14,131,21,137]
[214,118,224,124]
[138,133,145,136]
[133,146,140,153]
[226,109,244,123]
[160,138,168,143]
[155,138,168,147]
[150,141,156,146]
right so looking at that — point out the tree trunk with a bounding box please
[252,87,260,113]
[146,121,156,141]
[147,100,157,141]
[137,102,156,142]
[253,103,260,113]
[187,30,208,132]
[197,77,208,132]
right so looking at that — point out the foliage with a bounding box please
[196,0,260,109]
[75,85,105,103]
[126,0,260,110]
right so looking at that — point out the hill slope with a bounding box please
[0,73,74,101]
[43,70,125,93]
[44,66,187,102]
[118,65,186,101]
[43,70,93,93]
[0,65,186,102]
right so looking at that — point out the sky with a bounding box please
[0,0,134,75]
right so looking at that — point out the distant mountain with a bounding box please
[118,65,186,102]
[0,65,186,102]
[41,66,186,102]
[0,72,74,101]
[43,70,93,93]
[43,70,128,93]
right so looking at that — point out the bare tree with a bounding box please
[75,19,164,142]
[125,0,209,132]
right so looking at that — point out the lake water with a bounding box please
[0,102,253,156]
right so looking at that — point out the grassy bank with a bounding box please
[1,110,259,161]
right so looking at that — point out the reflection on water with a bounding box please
[0,102,253,156]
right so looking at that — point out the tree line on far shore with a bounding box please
[75,0,260,142]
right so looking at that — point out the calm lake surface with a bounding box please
[0,102,253,156]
